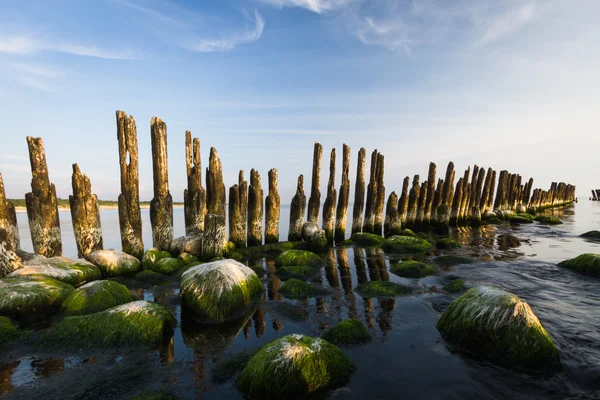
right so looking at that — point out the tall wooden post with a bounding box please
[436,161,454,233]
[25,136,62,257]
[184,132,206,235]
[149,117,173,251]
[351,148,366,234]
[265,168,280,244]
[423,162,436,228]
[450,178,463,226]
[229,181,245,248]
[362,150,378,233]
[335,144,351,242]
[0,173,19,250]
[289,175,306,241]
[494,170,508,210]
[322,149,337,243]
[206,147,226,218]
[247,169,263,246]
[479,168,493,214]
[415,180,427,231]
[384,192,401,237]
[69,164,103,258]
[406,175,420,229]
[307,143,323,224]
[487,170,497,211]
[398,177,410,228]
[374,153,385,235]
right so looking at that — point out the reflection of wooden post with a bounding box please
[247,169,263,247]
[384,192,401,237]
[0,173,19,250]
[322,149,337,243]
[351,148,366,234]
[69,164,103,258]
[288,175,306,241]
[307,143,323,224]
[150,117,173,251]
[206,148,226,218]
[335,144,351,242]
[116,111,143,259]
[25,136,62,257]
[184,132,206,235]
[265,169,280,244]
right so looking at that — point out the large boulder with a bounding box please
[0,276,74,318]
[141,248,171,270]
[170,234,203,257]
[41,300,175,348]
[60,280,133,316]
[88,250,141,277]
[437,286,559,372]
[8,257,101,286]
[237,334,355,399]
[275,250,321,268]
[180,259,263,323]
[557,254,600,277]
[381,235,433,254]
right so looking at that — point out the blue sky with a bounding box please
[0,0,599,202]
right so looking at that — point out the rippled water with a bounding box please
[2,200,600,399]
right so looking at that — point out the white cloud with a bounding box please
[259,0,357,14]
[475,2,536,46]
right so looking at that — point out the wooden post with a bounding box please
[228,181,245,248]
[184,132,206,235]
[594,190,598,201]
[374,153,386,235]
[363,150,379,233]
[450,178,463,226]
[247,169,263,246]
[406,175,420,229]
[322,149,337,243]
[351,148,366,234]
[149,117,173,251]
[471,167,485,225]
[487,170,497,211]
[458,168,470,225]
[466,165,479,220]
[307,142,323,224]
[69,164,103,258]
[25,136,62,257]
[288,175,306,241]
[398,177,410,228]
[265,168,280,244]
[335,144,351,242]
[206,147,226,218]
[494,170,508,210]
[415,180,427,230]
[384,192,401,237]
[436,162,454,233]
[202,214,225,260]
[0,173,19,250]
[479,168,493,214]
[423,162,436,228]
[116,111,143,259]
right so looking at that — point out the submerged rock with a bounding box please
[141,248,171,270]
[278,279,328,299]
[7,257,101,286]
[275,250,322,268]
[437,286,559,373]
[391,261,436,278]
[60,280,133,316]
[433,255,475,267]
[0,315,19,344]
[436,238,459,250]
[275,265,319,280]
[237,334,355,399]
[580,231,600,240]
[212,350,257,384]
[0,276,74,318]
[41,300,175,348]
[337,239,354,246]
[322,319,371,346]
[557,254,600,277]
[535,216,562,225]
[381,235,433,254]
[134,270,168,285]
[442,279,465,293]
[349,232,385,246]
[509,214,534,225]
[355,281,412,297]
[497,234,521,250]
[180,259,263,323]
[88,250,141,277]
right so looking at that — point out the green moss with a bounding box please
[235,242,301,260]
[141,248,172,270]
[223,241,236,258]
[580,231,600,240]
[516,213,536,220]
[482,213,501,224]
[276,265,319,280]
[278,279,328,299]
[434,255,475,267]
[180,260,264,323]
[557,253,600,277]
[437,286,559,373]
[337,239,354,246]
[0,316,19,344]
[41,300,176,348]
[534,216,562,225]
[391,261,436,278]
[135,270,168,285]
[237,334,355,400]
[416,232,430,240]
[60,280,133,316]
[354,281,412,297]
[178,252,200,265]
[322,319,371,346]
[509,215,534,225]
[150,258,184,275]
[0,276,74,318]
[436,238,459,249]
[129,392,175,400]
[442,279,465,293]
[398,229,418,238]
[88,250,142,278]
[381,235,434,254]
[309,231,329,250]
[7,257,101,286]
[350,232,385,246]
[212,350,257,383]
[275,250,322,268]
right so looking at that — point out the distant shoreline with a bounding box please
[14,204,184,213]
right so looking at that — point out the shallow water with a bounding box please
[3,200,600,399]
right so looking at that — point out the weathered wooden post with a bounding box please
[228,180,245,248]
[69,164,103,258]
[593,190,598,201]
[335,144,351,242]
[398,177,410,228]
[487,170,497,211]
[374,153,386,235]
[596,189,600,201]
[471,167,485,226]
[423,162,436,228]
[184,132,206,235]
[206,147,226,218]
[25,136,62,257]
[466,165,479,220]
[307,143,323,224]
[202,214,226,260]
[458,168,471,224]
[289,175,306,241]
[494,170,508,210]
[479,168,493,214]
[265,168,280,244]
[149,117,173,251]
[116,111,143,259]
[351,148,366,234]
[405,175,420,229]
[450,178,463,226]
[322,149,337,243]
[415,180,427,230]
[436,162,454,233]
[247,169,263,246]
[363,150,379,233]
[0,173,19,250]
[384,192,401,237]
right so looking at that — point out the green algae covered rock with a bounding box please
[276,265,319,280]
[178,252,200,265]
[381,235,434,254]
[337,239,354,246]
[580,231,600,240]
[151,258,184,275]
[0,316,19,344]
[355,281,412,297]
[278,279,328,299]
[180,259,263,323]
[60,280,133,316]
[398,229,418,238]
[141,248,171,270]
[391,261,436,278]
[509,215,534,225]
[535,216,562,225]
[442,279,465,293]
[237,334,355,399]
[436,238,459,250]
[41,300,175,348]
[350,232,385,246]
[437,286,559,372]
[275,250,322,268]
[557,253,600,277]
[88,250,141,277]
[135,270,168,285]
[0,276,74,318]
[322,319,370,346]
[7,257,101,286]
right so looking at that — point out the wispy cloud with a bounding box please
[7,61,65,93]
[259,0,357,14]
[475,2,536,46]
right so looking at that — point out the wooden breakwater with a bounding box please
[0,110,577,266]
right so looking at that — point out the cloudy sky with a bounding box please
[0,0,598,202]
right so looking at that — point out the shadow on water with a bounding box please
[2,200,600,399]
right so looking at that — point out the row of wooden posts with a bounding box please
[591,190,600,201]
[0,110,577,261]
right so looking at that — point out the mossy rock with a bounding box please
[350,232,385,246]
[442,279,465,293]
[60,280,133,316]
[129,392,175,400]
[237,334,355,399]
[275,250,322,268]
[41,300,176,348]
[381,235,434,254]
[180,259,263,323]
[0,316,19,344]
[178,252,200,265]
[437,286,559,373]
[535,216,562,225]
[212,350,257,383]
[497,234,521,249]
[141,248,171,270]
[580,231,600,240]
[416,232,430,240]
[322,319,371,346]
[436,238,459,250]
[509,215,534,225]
[482,212,501,224]
[308,230,329,250]
[390,261,436,278]
[355,281,412,297]
[150,258,184,275]
[0,276,74,318]
[557,254,600,277]
[278,279,328,299]
[275,265,319,280]
[135,270,168,285]
[88,250,142,277]
[434,255,475,267]
[337,239,354,246]
[398,229,418,238]
[8,257,101,286]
